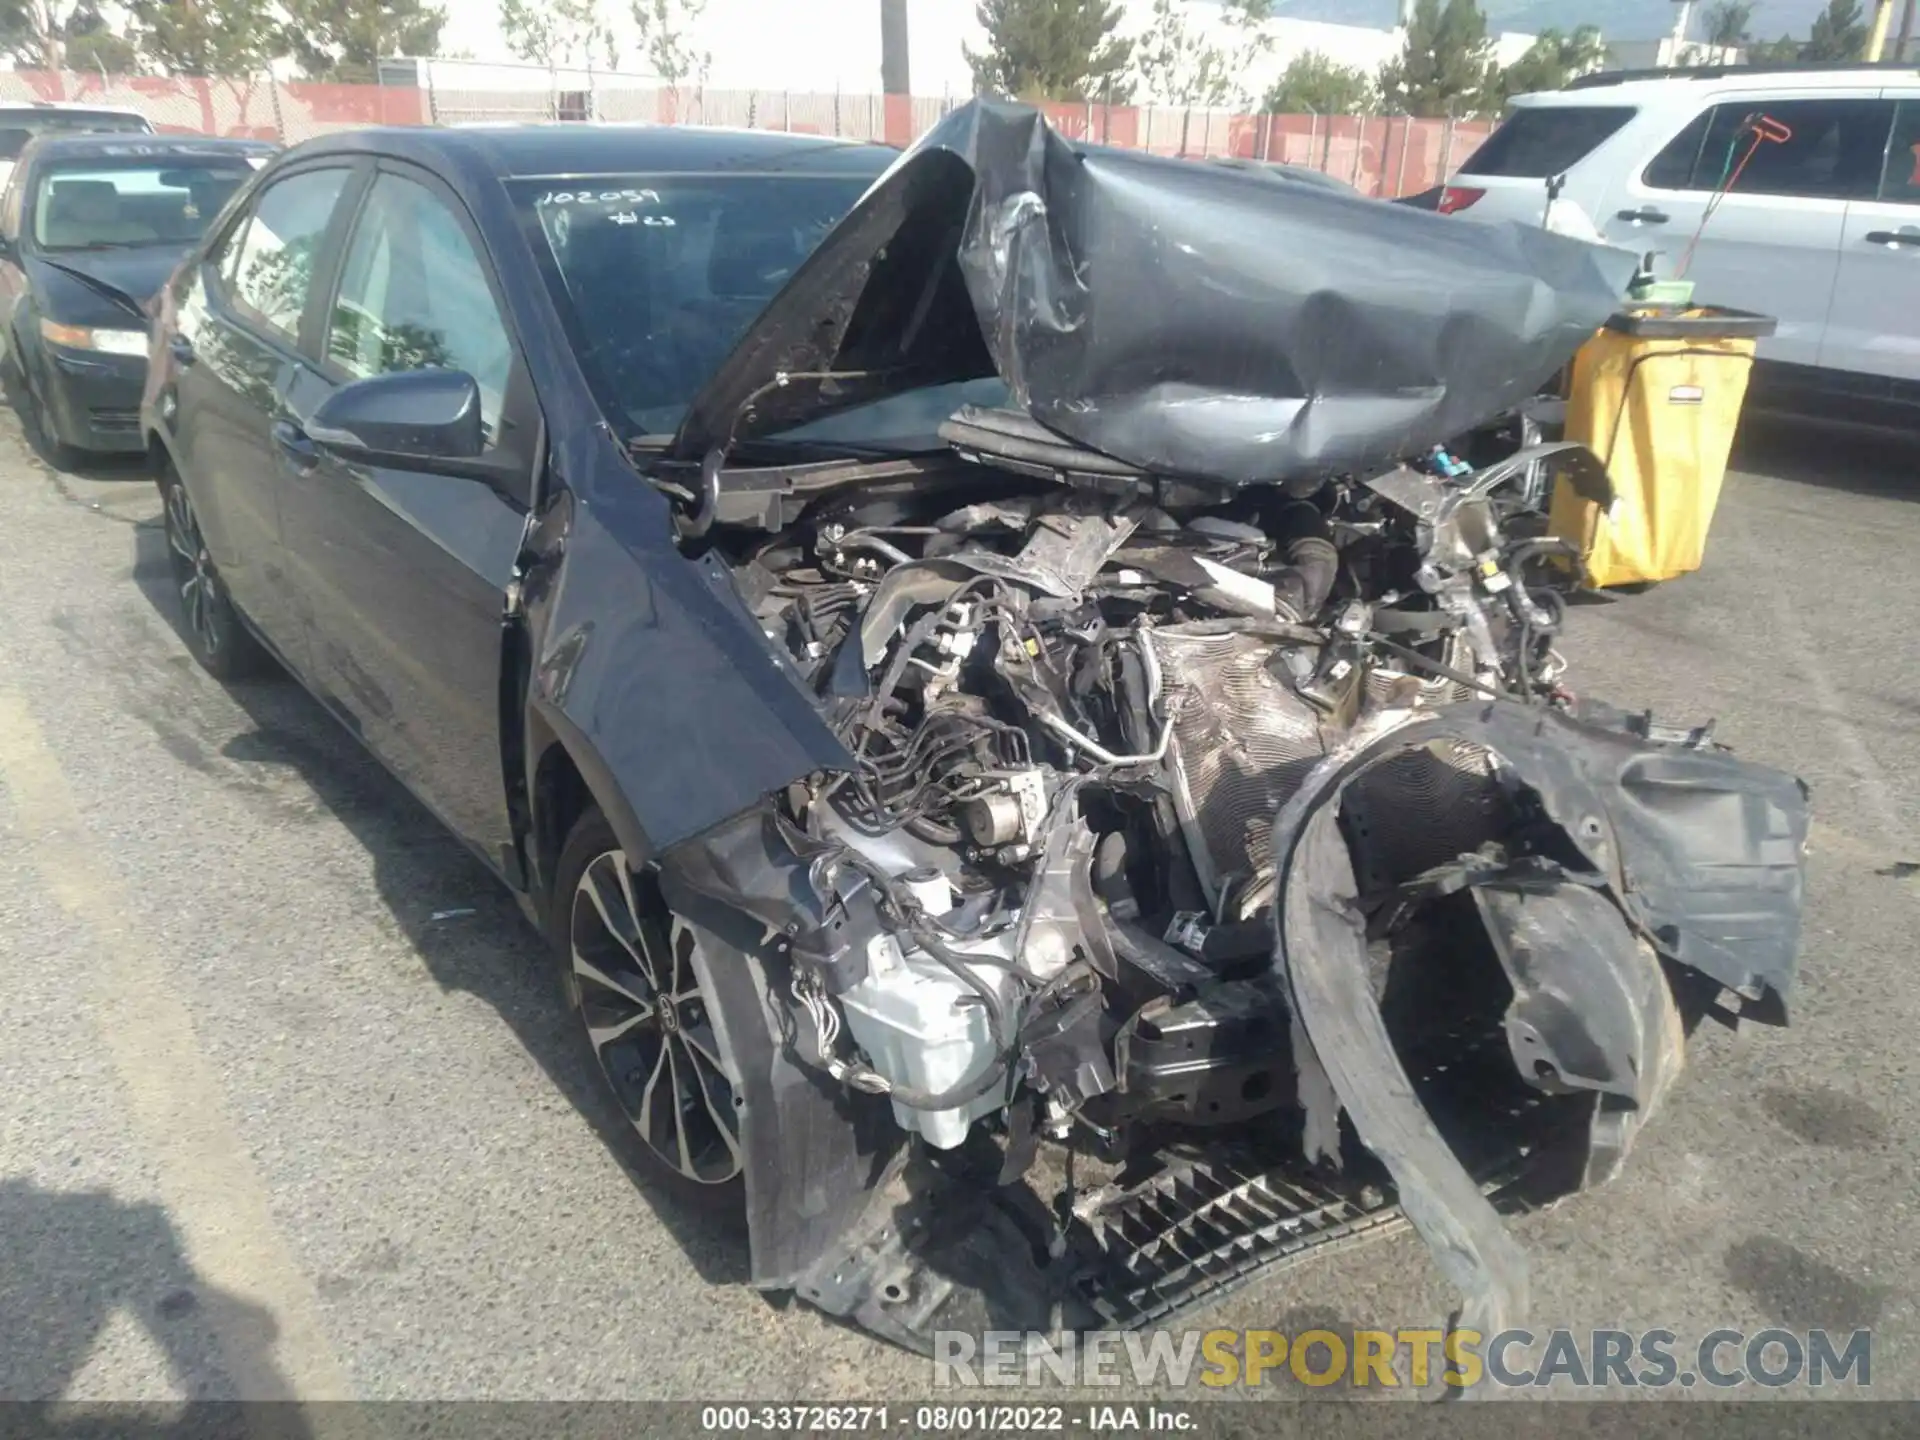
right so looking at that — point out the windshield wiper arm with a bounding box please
[37,258,146,322]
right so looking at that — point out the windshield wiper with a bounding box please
[37,258,146,322]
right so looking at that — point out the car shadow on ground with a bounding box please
[0,1176,308,1424]
[127,524,752,1293]
[1735,412,1920,502]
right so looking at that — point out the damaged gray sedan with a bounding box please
[642,103,1810,1350]
[151,101,1810,1355]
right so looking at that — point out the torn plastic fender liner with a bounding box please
[1472,883,1685,1191]
[1452,700,1810,1012]
[1270,708,1530,1346]
[659,806,904,1289]
[1269,700,1809,1342]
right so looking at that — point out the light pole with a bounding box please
[880,0,909,96]
[1864,0,1898,59]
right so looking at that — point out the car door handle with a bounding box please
[1616,207,1670,224]
[168,334,196,367]
[271,419,319,473]
[1864,229,1920,249]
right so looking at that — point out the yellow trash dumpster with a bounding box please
[1549,306,1776,588]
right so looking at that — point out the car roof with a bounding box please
[282,123,898,181]
[1522,63,1920,107]
[20,133,276,161]
[0,101,146,116]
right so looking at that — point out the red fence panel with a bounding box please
[0,71,1493,198]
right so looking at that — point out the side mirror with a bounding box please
[307,368,484,467]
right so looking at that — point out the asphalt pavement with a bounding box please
[1,403,1916,1403]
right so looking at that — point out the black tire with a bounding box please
[550,806,748,1209]
[14,348,80,472]
[159,462,267,680]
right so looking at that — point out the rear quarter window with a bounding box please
[1459,106,1636,178]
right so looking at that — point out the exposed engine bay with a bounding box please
[658,422,1807,1353]
[730,431,1594,1149]
[638,98,1810,1355]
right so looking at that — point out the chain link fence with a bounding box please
[0,63,1491,199]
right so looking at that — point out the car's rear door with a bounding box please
[170,160,361,670]
[1821,93,1920,381]
[275,161,536,871]
[1604,93,1892,368]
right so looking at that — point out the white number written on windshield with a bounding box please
[538,188,663,207]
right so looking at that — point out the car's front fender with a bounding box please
[519,435,850,869]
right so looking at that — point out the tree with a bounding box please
[1263,50,1373,114]
[1377,0,1497,118]
[632,0,709,88]
[1134,0,1272,110]
[499,0,618,70]
[129,0,287,76]
[1801,0,1867,60]
[964,0,1133,102]
[280,0,447,83]
[1492,25,1606,104]
[1747,33,1804,61]
[1701,0,1755,60]
[0,0,132,70]
[64,2,136,71]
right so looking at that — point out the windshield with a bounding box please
[33,160,254,251]
[0,112,149,161]
[511,171,880,436]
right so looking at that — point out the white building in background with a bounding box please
[1604,0,1747,72]
[1606,35,1748,68]
[429,0,1537,100]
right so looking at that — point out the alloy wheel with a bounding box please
[164,479,224,661]
[569,851,743,1185]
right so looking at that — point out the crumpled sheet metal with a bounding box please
[925,100,1640,487]
[1268,700,1809,1348]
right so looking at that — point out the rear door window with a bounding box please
[1643,98,1895,199]
[1459,107,1636,177]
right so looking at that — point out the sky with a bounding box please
[427,0,1866,94]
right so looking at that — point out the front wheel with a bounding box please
[551,807,747,1204]
[160,465,265,680]
[8,344,77,471]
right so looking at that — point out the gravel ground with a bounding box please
[0,403,1914,1404]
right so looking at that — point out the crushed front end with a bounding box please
[642,100,1810,1354]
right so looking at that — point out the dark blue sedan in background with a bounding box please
[0,132,275,464]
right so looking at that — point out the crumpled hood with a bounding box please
[672,98,1639,486]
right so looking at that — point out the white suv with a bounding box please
[1438,66,1920,401]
